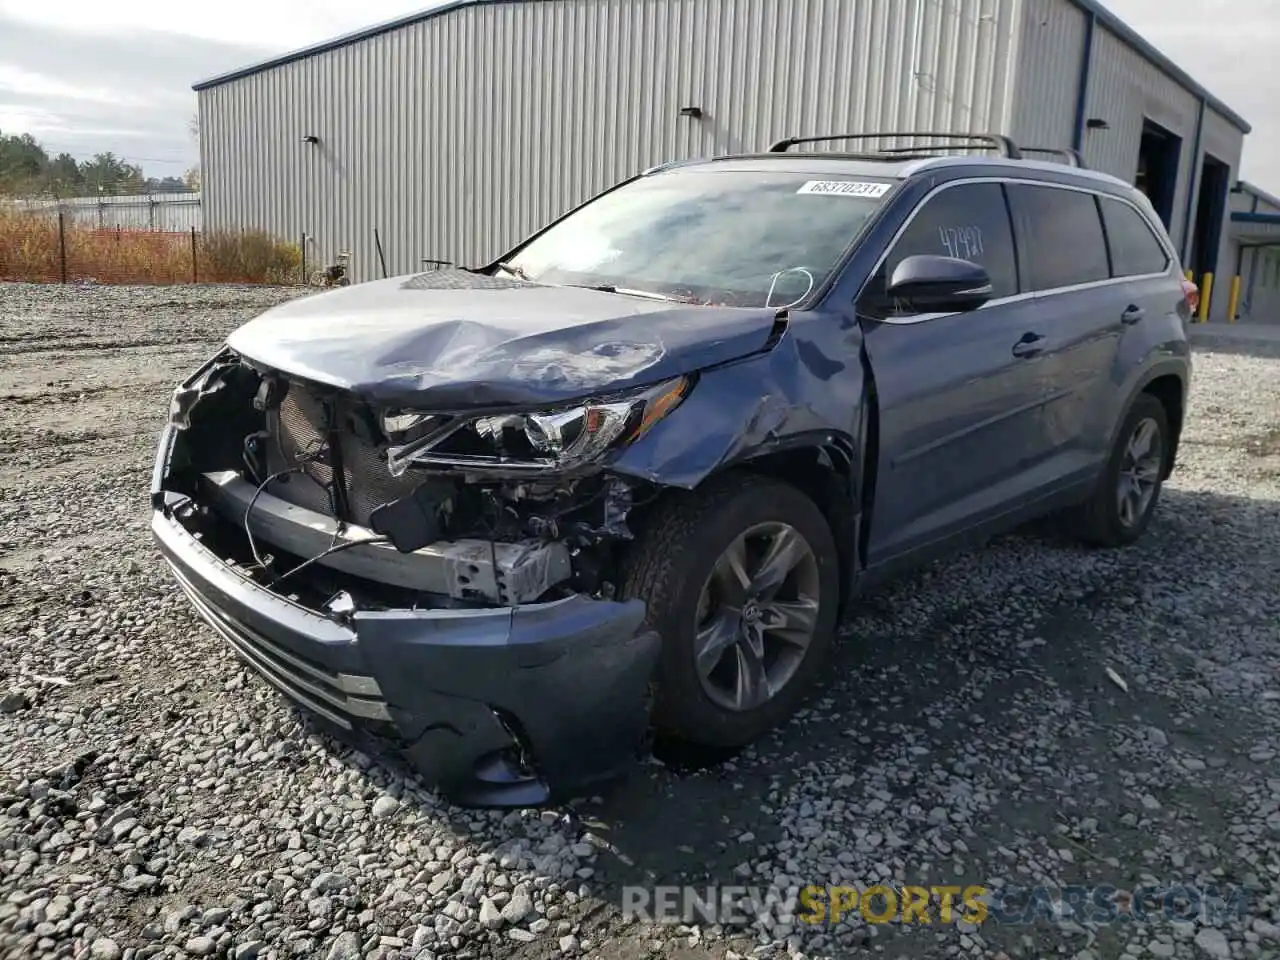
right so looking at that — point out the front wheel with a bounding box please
[621,474,841,747]
[1069,392,1170,547]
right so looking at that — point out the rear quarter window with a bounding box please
[1100,196,1171,277]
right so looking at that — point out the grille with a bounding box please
[264,381,420,527]
[167,560,390,729]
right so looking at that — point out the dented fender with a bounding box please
[610,311,869,489]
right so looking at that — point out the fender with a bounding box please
[1106,356,1190,476]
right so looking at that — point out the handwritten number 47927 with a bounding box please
[938,225,984,260]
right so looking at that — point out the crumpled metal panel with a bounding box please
[227,268,781,409]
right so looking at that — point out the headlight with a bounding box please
[384,376,690,476]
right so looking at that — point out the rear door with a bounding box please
[1093,194,1182,443]
[857,181,1056,567]
[1004,183,1168,482]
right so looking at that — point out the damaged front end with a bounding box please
[151,348,679,807]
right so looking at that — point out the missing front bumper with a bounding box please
[200,470,572,605]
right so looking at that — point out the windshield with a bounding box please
[505,168,894,308]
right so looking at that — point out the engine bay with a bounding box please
[161,349,656,615]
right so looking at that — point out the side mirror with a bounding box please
[886,255,993,314]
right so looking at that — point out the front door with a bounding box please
[856,180,1054,567]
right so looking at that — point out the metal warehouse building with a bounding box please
[194,0,1253,318]
[1230,182,1280,323]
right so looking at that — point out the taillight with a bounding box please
[1181,278,1199,314]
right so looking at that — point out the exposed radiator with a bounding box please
[263,382,420,527]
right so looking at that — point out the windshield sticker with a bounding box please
[796,180,892,198]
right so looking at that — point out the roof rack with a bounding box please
[767,131,1024,160]
[1021,146,1087,168]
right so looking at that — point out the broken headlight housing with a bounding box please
[384,376,690,475]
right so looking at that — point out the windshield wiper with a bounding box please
[569,283,690,303]
[496,261,533,281]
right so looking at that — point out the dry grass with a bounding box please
[0,211,302,285]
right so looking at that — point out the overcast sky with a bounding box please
[0,0,1275,189]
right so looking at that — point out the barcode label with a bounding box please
[796,180,892,198]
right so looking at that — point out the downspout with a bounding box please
[1245,246,1260,315]
[1180,96,1207,263]
[1071,11,1096,153]
[1242,190,1263,317]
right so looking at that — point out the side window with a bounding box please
[1008,184,1109,291]
[863,182,1019,316]
[1100,197,1171,277]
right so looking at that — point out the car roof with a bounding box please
[647,152,1137,196]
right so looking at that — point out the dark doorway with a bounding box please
[1135,119,1181,228]
[1190,152,1230,279]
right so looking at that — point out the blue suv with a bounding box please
[152,131,1194,806]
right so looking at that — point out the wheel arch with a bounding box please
[1139,372,1185,478]
[1120,362,1188,479]
[710,437,861,616]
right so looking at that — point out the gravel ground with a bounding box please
[2,282,1279,960]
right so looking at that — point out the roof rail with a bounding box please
[1021,146,1087,168]
[767,131,1024,159]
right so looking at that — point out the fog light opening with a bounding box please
[476,708,539,783]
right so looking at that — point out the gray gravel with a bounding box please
[2,282,1280,960]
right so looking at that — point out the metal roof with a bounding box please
[190,0,1250,135]
[1236,181,1280,212]
[192,0,511,90]
[1232,212,1280,226]
[1069,0,1248,133]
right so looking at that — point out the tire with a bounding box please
[621,473,841,747]
[1068,392,1170,547]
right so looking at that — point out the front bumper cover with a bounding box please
[149,430,660,808]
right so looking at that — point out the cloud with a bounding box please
[1105,0,1278,184]
[0,65,149,109]
[0,1,440,54]
[0,0,1274,188]
[0,11,277,172]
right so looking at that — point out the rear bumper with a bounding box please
[150,438,659,808]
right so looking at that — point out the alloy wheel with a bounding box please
[1116,416,1163,528]
[692,522,821,712]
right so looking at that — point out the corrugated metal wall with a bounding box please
[1231,187,1280,324]
[198,0,1020,283]
[1006,0,1249,318]
[1198,107,1246,319]
[1078,23,1200,249]
[1008,0,1085,149]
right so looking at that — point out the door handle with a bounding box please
[1011,332,1045,358]
[1121,305,1146,325]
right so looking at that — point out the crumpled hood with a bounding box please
[226,269,782,409]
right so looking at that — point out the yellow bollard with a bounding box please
[1228,275,1241,323]
[1197,272,1214,323]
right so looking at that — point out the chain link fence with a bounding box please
[1,187,454,286]
[0,205,306,285]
